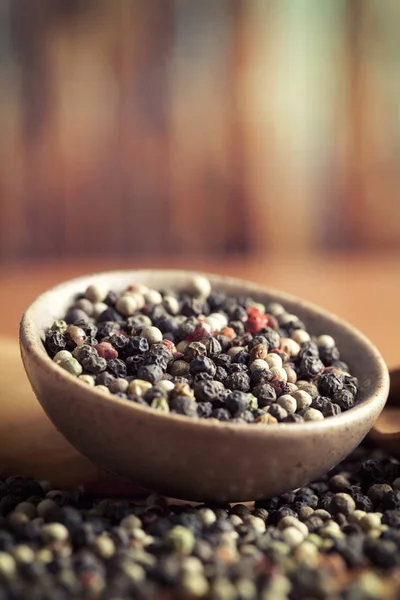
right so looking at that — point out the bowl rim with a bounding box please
[19,268,390,436]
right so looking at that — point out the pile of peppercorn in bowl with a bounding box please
[20,271,389,502]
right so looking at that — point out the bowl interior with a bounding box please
[24,269,387,410]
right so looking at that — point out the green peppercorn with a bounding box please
[128,379,152,396]
[166,526,195,554]
[150,397,170,413]
[57,357,82,377]
[50,319,68,334]
[53,350,72,363]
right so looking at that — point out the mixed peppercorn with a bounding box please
[44,276,359,423]
[1,445,400,599]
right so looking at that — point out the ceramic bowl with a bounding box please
[20,270,390,502]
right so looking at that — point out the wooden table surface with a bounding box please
[0,253,399,491]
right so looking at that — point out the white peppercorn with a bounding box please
[0,553,16,579]
[360,513,382,532]
[317,334,336,349]
[291,329,311,345]
[155,380,175,394]
[140,326,163,345]
[280,338,300,358]
[176,340,188,353]
[41,523,69,543]
[269,367,288,382]
[95,385,110,394]
[283,365,297,384]
[93,302,109,319]
[282,526,305,548]
[197,508,217,526]
[85,283,107,304]
[266,302,285,316]
[109,378,129,394]
[227,346,243,358]
[277,516,308,537]
[126,291,145,309]
[277,394,297,414]
[144,289,163,306]
[163,295,179,315]
[210,312,228,329]
[116,295,138,317]
[128,379,152,396]
[74,298,94,316]
[190,276,211,298]
[12,545,35,564]
[79,374,95,386]
[303,408,324,421]
[249,359,270,373]
[265,354,283,369]
[292,390,312,410]
[92,534,115,558]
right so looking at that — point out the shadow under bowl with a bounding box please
[20,270,390,502]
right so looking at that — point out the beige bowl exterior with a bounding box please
[20,270,390,502]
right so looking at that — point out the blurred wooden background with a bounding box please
[0,0,400,265]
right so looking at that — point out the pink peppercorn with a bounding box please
[162,339,176,353]
[186,323,213,342]
[245,314,268,335]
[94,342,118,360]
[219,327,235,340]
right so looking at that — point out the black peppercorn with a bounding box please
[98,307,123,323]
[45,330,66,357]
[169,396,197,417]
[319,345,340,366]
[214,335,231,352]
[137,365,163,384]
[184,342,207,362]
[194,380,224,403]
[230,363,249,374]
[267,403,288,422]
[74,320,98,339]
[95,372,115,387]
[204,337,222,358]
[81,355,107,375]
[124,336,149,356]
[193,372,214,384]
[197,402,213,418]
[282,413,304,423]
[189,356,216,377]
[106,358,127,378]
[253,383,276,407]
[64,307,90,325]
[317,371,344,397]
[226,391,249,416]
[125,355,145,376]
[214,354,231,369]
[211,408,231,421]
[225,372,250,392]
[298,356,324,379]
[260,329,281,351]
[97,321,120,340]
[331,389,354,411]
[104,291,118,306]
[298,341,320,360]
[212,366,227,383]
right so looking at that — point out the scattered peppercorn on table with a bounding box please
[0,254,400,599]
